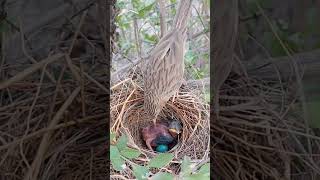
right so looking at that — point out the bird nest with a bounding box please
[111,67,210,160]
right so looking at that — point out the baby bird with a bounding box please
[167,119,182,136]
[142,120,182,152]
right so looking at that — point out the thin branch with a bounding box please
[158,0,167,37]
[0,53,64,90]
[68,10,88,55]
[19,18,57,83]
[192,4,209,40]
[23,87,81,180]
[186,77,209,89]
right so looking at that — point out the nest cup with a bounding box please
[124,102,185,152]
[111,69,209,158]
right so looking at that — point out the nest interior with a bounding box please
[111,68,210,159]
[122,107,183,151]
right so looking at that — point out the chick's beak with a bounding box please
[169,128,181,134]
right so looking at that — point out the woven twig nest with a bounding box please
[111,67,209,160]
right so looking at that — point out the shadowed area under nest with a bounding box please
[111,68,209,158]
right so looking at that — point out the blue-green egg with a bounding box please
[156,144,168,152]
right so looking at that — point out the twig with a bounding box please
[188,28,209,40]
[65,55,82,83]
[0,31,6,77]
[131,0,142,57]
[66,56,108,93]
[4,0,89,60]
[257,3,311,157]
[111,175,135,180]
[82,70,108,93]
[247,49,320,79]
[97,0,108,58]
[0,53,64,90]
[19,18,57,83]
[23,87,81,180]
[111,86,136,132]
[19,62,47,170]
[133,16,142,58]
[80,62,86,117]
[158,0,167,37]
[68,10,88,55]
[89,148,93,180]
[0,113,106,151]
[192,5,209,40]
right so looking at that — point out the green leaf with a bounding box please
[0,19,11,33]
[152,172,174,180]
[138,2,155,18]
[116,134,128,151]
[116,15,131,29]
[307,7,317,33]
[263,31,287,57]
[120,147,141,159]
[144,33,158,44]
[184,173,210,180]
[110,146,126,171]
[132,0,141,8]
[246,0,271,13]
[306,101,320,128]
[183,163,210,180]
[116,1,126,9]
[148,153,174,168]
[133,164,149,180]
[198,163,210,175]
[205,0,210,7]
[185,51,196,64]
[110,131,116,143]
[204,92,210,103]
[181,156,192,175]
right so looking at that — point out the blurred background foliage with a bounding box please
[238,0,320,60]
[238,0,320,128]
[112,0,210,81]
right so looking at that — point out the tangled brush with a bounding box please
[0,54,109,179]
[110,66,210,175]
[0,4,110,179]
[212,73,320,180]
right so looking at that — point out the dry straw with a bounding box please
[0,7,109,179]
[212,73,320,180]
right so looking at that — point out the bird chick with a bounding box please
[142,120,182,152]
[168,119,182,136]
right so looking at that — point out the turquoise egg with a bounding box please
[156,144,168,152]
